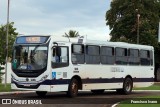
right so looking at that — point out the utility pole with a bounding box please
[137,14,140,44]
[5,0,10,87]
[136,9,140,44]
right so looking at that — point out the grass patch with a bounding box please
[119,96,160,107]
[134,84,160,90]
[0,84,11,92]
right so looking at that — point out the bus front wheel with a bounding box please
[67,78,78,97]
[36,91,47,97]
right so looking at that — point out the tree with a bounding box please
[0,22,18,65]
[0,66,4,83]
[106,0,160,81]
[63,30,80,38]
[106,0,160,47]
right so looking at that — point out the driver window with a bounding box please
[52,47,60,63]
[52,46,69,68]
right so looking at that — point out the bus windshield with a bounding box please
[12,45,48,70]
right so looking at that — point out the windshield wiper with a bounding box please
[32,45,40,54]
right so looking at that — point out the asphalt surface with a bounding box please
[0,83,159,107]
[0,90,160,107]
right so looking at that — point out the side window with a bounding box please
[100,46,115,64]
[150,51,153,66]
[71,44,84,64]
[51,46,69,68]
[115,48,128,65]
[85,45,100,64]
[140,50,150,65]
[128,49,140,65]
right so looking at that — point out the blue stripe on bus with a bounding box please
[41,79,70,85]
[12,78,154,86]
[82,78,123,84]
[132,78,154,82]
[40,78,154,85]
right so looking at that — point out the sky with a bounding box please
[0,0,111,40]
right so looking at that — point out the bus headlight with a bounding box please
[40,75,48,81]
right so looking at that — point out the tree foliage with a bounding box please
[63,30,80,38]
[0,22,18,65]
[106,0,160,47]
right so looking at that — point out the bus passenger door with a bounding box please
[51,46,69,77]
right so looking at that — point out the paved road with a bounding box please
[0,90,160,107]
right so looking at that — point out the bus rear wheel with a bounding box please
[36,91,47,97]
[117,77,133,95]
[67,78,78,97]
[123,77,133,94]
[91,89,105,94]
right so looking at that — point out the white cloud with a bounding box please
[0,0,111,41]
[52,26,111,41]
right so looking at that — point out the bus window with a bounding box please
[100,46,115,64]
[71,44,84,64]
[52,46,69,68]
[85,45,100,64]
[128,49,140,65]
[140,50,150,66]
[115,48,128,65]
[150,51,153,66]
[52,47,60,63]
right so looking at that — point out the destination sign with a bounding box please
[16,36,49,44]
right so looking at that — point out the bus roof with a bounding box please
[17,35,154,50]
[49,35,153,50]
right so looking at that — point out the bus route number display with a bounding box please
[26,37,40,43]
[16,36,49,44]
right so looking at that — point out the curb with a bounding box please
[0,91,34,95]
[111,102,120,107]
[133,90,160,92]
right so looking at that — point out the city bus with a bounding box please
[11,35,154,97]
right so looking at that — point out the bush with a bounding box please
[0,66,4,83]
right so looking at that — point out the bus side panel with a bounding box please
[82,83,123,90]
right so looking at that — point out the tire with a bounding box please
[67,78,78,97]
[156,68,160,82]
[36,91,47,97]
[91,89,105,94]
[117,78,133,95]
[122,78,133,94]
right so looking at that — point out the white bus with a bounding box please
[11,35,154,97]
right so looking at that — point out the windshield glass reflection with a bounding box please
[12,45,48,70]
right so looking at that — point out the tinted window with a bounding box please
[129,49,139,57]
[140,50,149,58]
[100,46,115,64]
[86,45,100,55]
[72,44,84,54]
[115,48,127,65]
[150,51,153,66]
[101,46,114,56]
[116,48,127,56]
[85,45,100,64]
[128,49,140,65]
[140,50,150,65]
[71,44,84,64]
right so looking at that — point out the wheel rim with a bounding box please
[71,82,78,95]
[125,80,131,92]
